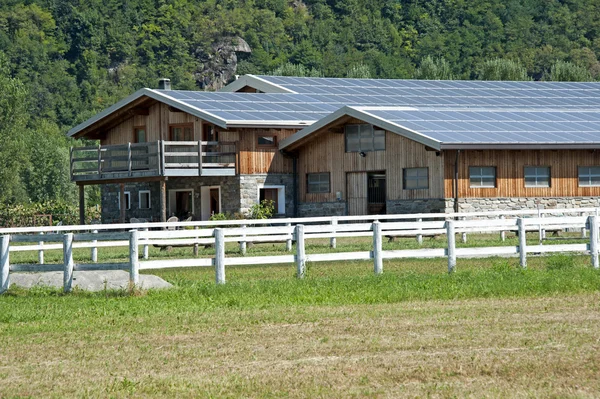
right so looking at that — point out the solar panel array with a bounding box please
[160,90,337,122]
[361,107,600,144]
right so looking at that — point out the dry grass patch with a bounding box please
[1,293,599,398]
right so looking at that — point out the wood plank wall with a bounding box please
[298,127,444,203]
[443,149,600,198]
[232,128,296,174]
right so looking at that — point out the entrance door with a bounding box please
[259,188,279,212]
[200,186,221,220]
[367,172,386,215]
[168,189,194,219]
[346,172,368,216]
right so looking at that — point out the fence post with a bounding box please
[461,217,467,243]
[129,230,139,286]
[446,220,456,273]
[416,218,423,245]
[500,215,506,242]
[581,211,587,238]
[38,232,45,265]
[0,235,10,294]
[215,228,226,284]
[373,221,383,275]
[91,229,98,263]
[143,228,149,260]
[286,223,293,252]
[193,226,199,256]
[239,224,247,255]
[295,224,306,279]
[63,233,74,293]
[330,218,337,249]
[518,218,527,269]
[589,216,599,269]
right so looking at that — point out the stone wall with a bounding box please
[386,199,446,214]
[447,196,600,213]
[101,182,161,223]
[298,201,346,217]
[239,174,295,216]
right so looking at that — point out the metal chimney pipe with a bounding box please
[158,78,171,90]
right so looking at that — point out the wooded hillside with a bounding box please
[2,0,600,207]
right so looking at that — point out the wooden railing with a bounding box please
[70,140,237,181]
[1,208,600,292]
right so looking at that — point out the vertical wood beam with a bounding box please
[119,183,126,223]
[160,180,167,223]
[79,184,85,225]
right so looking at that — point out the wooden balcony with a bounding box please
[70,141,237,183]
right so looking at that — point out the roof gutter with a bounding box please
[441,143,600,150]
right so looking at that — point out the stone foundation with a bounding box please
[239,174,295,216]
[298,201,346,217]
[386,199,446,214]
[447,196,600,213]
[101,182,161,223]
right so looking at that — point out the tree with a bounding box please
[269,62,323,77]
[346,63,372,79]
[0,53,28,204]
[478,59,530,81]
[548,60,594,82]
[413,56,454,80]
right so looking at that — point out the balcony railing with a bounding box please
[70,141,237,182]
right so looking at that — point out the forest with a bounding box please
[2,0,600,215]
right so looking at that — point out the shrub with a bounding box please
[248,200,275,219]
[0,201,101,227]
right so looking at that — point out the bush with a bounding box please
[0,201,101,227]
[248,200,275,219]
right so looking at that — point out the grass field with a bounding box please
[2,236,600,397]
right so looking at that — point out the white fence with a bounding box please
[1,209,599,293]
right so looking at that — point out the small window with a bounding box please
[258,135,277,147]
[307,173,330,193]
[403,167,429,190]
[139,190,151,209]
[345,124,385,152]
[579,166,600,187]
[469,166,496,188]
[169,124,193,141]
[524,166,550,188]
[118,192,131,210]
[134,126,146,143]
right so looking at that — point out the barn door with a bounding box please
[346,172,368,216]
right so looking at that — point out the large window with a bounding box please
[139,190,151,209]
[524,166,550,188]
[469,166,496,188]
[133,126,146,143]
[403,167,429,190]
[307,173,330,193]
[169,124,193,141]
[579,166,600,187]
[345,124,385,153]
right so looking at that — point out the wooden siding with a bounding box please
[233,128,297,174]
[444,149,600,198]
[298,129,444,203]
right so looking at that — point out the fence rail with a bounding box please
[1,210,600,293]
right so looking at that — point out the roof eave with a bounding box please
[219,75,296,94]
[441,143,600,150]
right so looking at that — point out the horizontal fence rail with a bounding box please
[1,209,600,293]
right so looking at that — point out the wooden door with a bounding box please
[260,188,279,213]
[346,172,368,216]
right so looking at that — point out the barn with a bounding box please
[68,76,600,223]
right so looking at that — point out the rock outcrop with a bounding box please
[195,36,252,91]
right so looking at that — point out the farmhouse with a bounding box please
[68,75,600,223]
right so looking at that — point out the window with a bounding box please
[403,168,429,190]
[139,190,151,209]
[258,135,277,147]
[524,166,550,187]
[469,166,496,188]
[307,173,330,193]
[345,124,385,153]
[118,192,131,210]
[133,126,146,143]
[579,166,600,187]
[169,124,193,141]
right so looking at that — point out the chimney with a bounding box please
[158,78,171,90]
